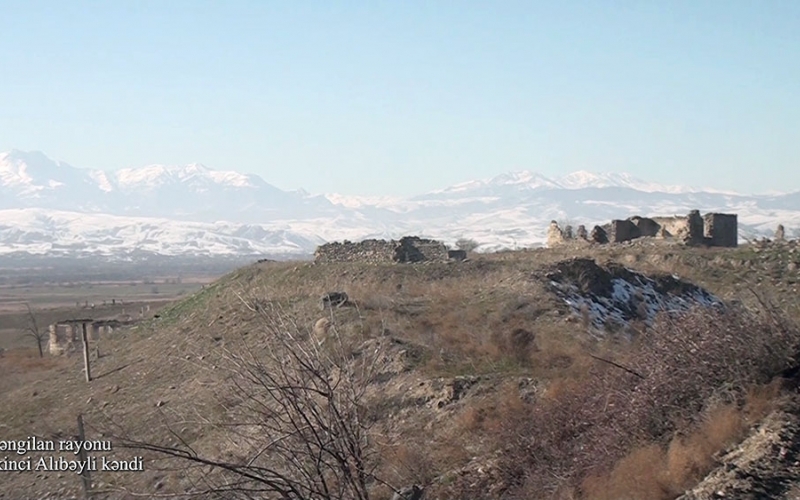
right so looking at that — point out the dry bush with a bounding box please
[109,299,396,500]
[662,404,744,493]
[456,382,527,437]
[581,381,785,500]
[581,445,670,500]
[498,303,800,499]
[377,438,464,496]
[0,347,62,374]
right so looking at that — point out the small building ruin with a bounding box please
[548,210,738,248]
[314,236,449,264]
[48,319,121,355]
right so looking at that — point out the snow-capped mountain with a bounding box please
[0,150,336,222]
[1,150,798,259]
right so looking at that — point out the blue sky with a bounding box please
[1,1,798,195]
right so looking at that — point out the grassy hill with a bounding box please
[1,241,799,499]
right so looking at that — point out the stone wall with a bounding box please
[686,210,706,245]
[314,236,449,264]
[447,249,467,261]
[629,216,661,237]
[546,210,738,248]
[547,221,565,247]
[703,213,738,248]
[48,324,77,356]
[314,239,396,263]
[651,216,690,239]
[609,219,639,243]
[396,237,449,262]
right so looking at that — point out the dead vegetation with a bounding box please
[1,243,799,499]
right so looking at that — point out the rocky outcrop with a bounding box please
[391,485,424,500]
[312,318,331,342]
[320,291,349,309]
[543,258,722,333]
[677,406,800,500]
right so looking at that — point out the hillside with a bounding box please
[1,241,800,499]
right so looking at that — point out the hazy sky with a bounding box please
[1,1,798,195]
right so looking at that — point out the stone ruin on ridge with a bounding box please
[314,236,451,264]
[548,210,738,248]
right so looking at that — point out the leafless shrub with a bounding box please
[109,298,395,499]
[497,302,800,498]
[21,303,46,358]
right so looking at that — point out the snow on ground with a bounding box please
[545,258,723,336]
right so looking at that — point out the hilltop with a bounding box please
[1,240,800,499]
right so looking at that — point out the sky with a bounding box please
[0,1,798,196]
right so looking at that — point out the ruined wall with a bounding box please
[629,216,661,237]
[609,219,640,243]
[314,236,448,264]
[447,249,467,261]
[651,216,690,239]
[704,213,738,247]
[547,221,565,247]
[398,237,448,262]
[685,210,706,245]
[48,324,77,355]
[49,320,119,355]
[314,239,396,263]
[547,210,738,248]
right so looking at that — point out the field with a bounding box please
[0,255,254,350]
[0,242,799,499]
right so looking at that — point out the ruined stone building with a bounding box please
[548,210,738,248]
[314,236,450,264]
[48,319,121,355]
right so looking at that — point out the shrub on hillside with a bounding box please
[492,302,799,498]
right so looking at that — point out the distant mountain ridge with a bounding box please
[1,150,798,259]
[0,150,337,222]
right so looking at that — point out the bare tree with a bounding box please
[22,303,45,358]
[109,295,394,499]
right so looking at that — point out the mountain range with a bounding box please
[1,149,798,259]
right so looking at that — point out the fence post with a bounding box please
[81,322,91,382]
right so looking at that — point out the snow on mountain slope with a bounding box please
[1,150,799,259]
[0,150,336,221]
[0,209,322,257]
[114,163,256,190]
[555,171,694,193]
[0,150,91,197]
[324,193,405,209]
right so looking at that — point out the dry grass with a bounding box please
[0,347,67,386]
[1,243,799,498]
[582,380,784,500]
[494,303,799,499]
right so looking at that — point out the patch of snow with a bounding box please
[550,273,722,336]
